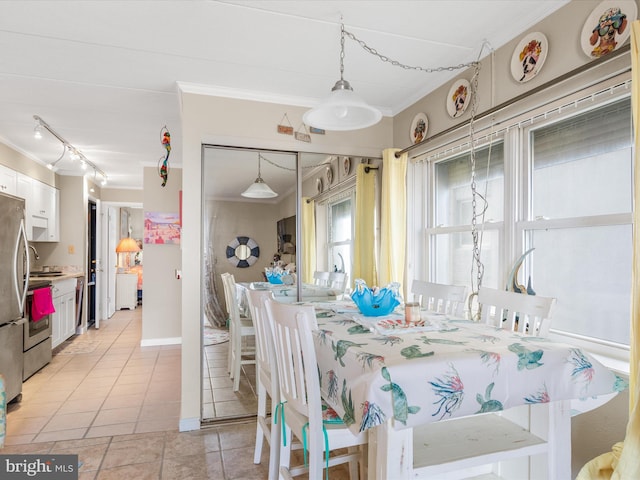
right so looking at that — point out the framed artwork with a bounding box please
[446,79,471,118]
[511,32,548,83]
[580,0,636,59]
[410,113,428,144]
[144,212,181,245]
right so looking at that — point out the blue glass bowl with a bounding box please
[265,269,286,284]
[351,280,402,316]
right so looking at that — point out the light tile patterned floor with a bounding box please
[2,308,352,479]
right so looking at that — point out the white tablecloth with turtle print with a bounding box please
[310,301,626,436]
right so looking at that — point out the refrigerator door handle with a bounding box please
[13,218,29,317]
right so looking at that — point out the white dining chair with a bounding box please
[410,286,559,479]
[246,288,281,480]
[312,271,330,287]
[328,272,348,294]
[221,272,256,391]
[477,286,556,337]
[264,299,367,480]
[411,280,468,317]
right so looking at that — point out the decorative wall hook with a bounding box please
[158,126,171,187]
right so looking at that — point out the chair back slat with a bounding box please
[328,272,348,292]
[411,280,468,317]
[478,286,556,337]
[313,271,330,286]
[265,299,321,421]
[246,289,276,386]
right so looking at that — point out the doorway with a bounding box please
[87,200,97,328]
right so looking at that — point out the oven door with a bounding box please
[24,288,53,351]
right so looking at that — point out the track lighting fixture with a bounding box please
[33,115,107,185]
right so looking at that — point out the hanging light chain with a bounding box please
[259,153,333,172]
[339,23,346,81]
[468,62,487,319]
[342,26,478,73]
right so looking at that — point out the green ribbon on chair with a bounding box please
[302,422,331,480]
[274,401,288,447]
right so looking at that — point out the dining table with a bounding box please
[236,282,340,314]
[308,299,626,479]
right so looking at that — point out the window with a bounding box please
[410,80,632,353]
[428,143,505,289]
[523,98,632,345]
[327,196,353,280]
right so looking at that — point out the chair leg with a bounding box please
[279,424,292,480]
[227,319,233,376]
[254,382,267,464]
[232,328,242,391]
[347,446,360,480]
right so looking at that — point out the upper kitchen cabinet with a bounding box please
[17,173,60,242]
[0,164,17,195]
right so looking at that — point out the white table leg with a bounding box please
[367,421,412,479]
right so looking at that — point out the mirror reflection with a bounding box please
[201,145,378,423]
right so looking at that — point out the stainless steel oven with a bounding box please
[23,282,53,380]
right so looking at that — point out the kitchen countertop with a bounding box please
[28,272,85,282]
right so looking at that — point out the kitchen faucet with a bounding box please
[28,244,40,260]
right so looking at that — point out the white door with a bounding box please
[107,207,117,318]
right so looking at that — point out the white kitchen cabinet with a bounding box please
[0,167,60,241]
[30,180,59,242]
[0,164,17,195]
[116,273,138,310]
[51,278,77,349]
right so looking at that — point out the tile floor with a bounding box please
[2,307,352,479]
[202,332,259,421]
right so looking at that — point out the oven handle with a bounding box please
[13,219,29,317]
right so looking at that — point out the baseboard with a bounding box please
[140,336,182,347]
[179,417,200,432]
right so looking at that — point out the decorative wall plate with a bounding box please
[410,113,428,144]
[446,79,471,118]
[316,177,323,194]
[326,165,334,185]
[511,32,548,83]
[580,0,636,59]
[226,236,259,268]
[342,156,351,176]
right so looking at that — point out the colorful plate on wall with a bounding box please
[446,79,471,118]
[410,112,428,144]
[510,32,548,83]
[580,0,637,59]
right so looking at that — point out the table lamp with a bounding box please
[116,237,140,271]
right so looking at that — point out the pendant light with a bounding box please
[303,23,382,131]
[241,154,278,198]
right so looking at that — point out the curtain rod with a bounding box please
[305,165,377,203]
[395,43,631,158]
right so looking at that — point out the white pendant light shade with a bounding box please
[241,177,278,198]
[303,79,382,131]
[241,154,278,198]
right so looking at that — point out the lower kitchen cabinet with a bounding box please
[51,278,77,348]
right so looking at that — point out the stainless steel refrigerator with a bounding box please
[0,191,29,403]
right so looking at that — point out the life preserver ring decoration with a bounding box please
[226,236,260,268]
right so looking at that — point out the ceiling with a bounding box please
[0,0,569,192]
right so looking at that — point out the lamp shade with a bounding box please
[303,79,382,131]
[241,177,278,198]
[116,237,140,253]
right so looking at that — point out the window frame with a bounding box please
[407,73,632,371]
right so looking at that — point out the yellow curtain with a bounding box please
[378,148,407,292]
[576,20,640,480]
[352,163,378,287]
[301,197,316,285]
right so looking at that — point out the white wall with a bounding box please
[141,166,182,344]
